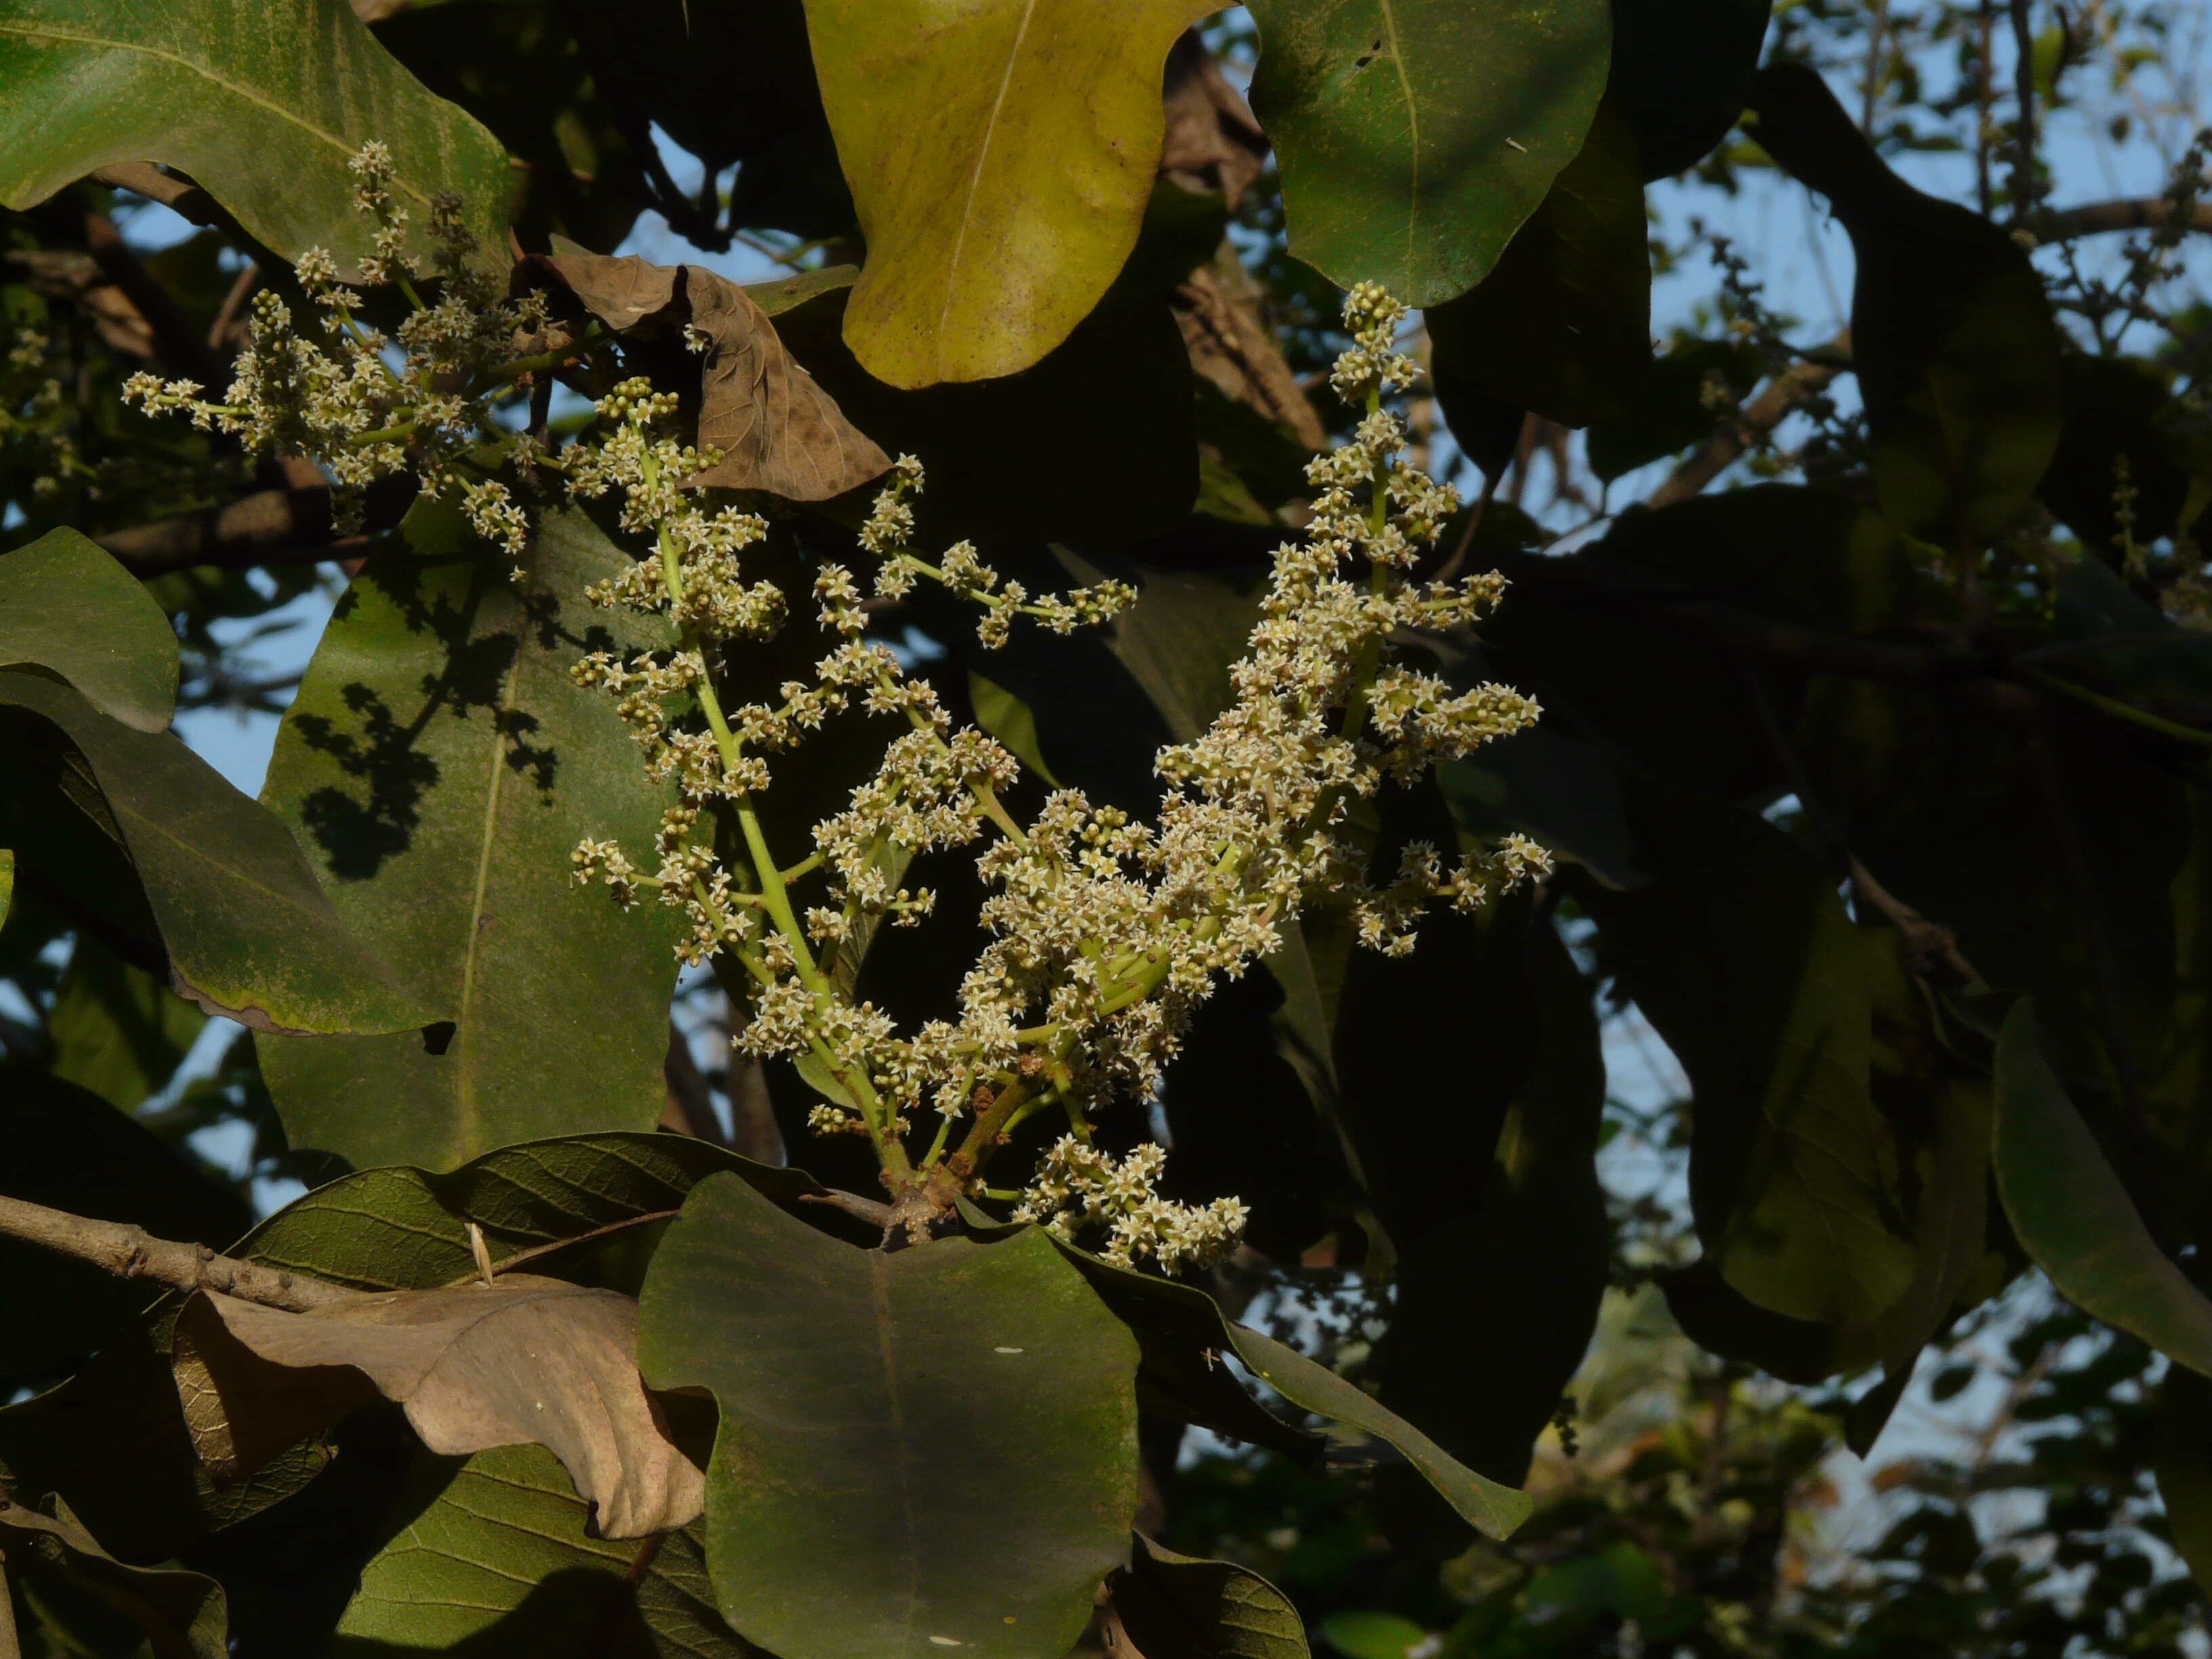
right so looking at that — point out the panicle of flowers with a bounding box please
[856,455,1137,646]
[123,140,548,536]
[1014,1137,1248,1273]
[564,283,1551,1242]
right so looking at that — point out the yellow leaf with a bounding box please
[803,0,1214,388]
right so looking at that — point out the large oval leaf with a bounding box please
[800,0,1211,386]
[0,671,434,1034]
[0,528,178,733]
[638,1173,1141,1659]
[257,503,681,1170]
[1246,0,1611,306]
[0,0,511,277]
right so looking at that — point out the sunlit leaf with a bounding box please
[638,1172,1141,1659]
[800,0,1212,386]
[1110,1536,1307,1659]
[0,0,512,277]
[257,502,682,1170]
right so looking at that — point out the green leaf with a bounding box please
[637,1173,1141,1659]
[2040,352,2211,552]
[0,528,178,733]
[1993,999,2212,1375]
[1245,0,1611,306]
[0,670,434,1035]
[1746,63,2062,541]
[0,0,512,279]
[257,502,682,1170]
[0,1498,228,1659]
[240,1131,820,1293]
[329,1443,745,1657]
[46,935,207,1111]
[2152,1365,2212,1599]
[1110,1536,1308,1659]
[1427,102,1650,428]
[801,0,1212,386]
[1582,789,1917,1328]
[1606,0,1772,179]
[1110,1538,1304,1659]
[1373,917,1608,1490]
[1319,1612,1429,1659]
[0,1065,247,1379]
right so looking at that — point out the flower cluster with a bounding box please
[123,156,1553,1267]
[566,281,1550,1263]
[1014,1137,1249,1273]
[123,142,546,541]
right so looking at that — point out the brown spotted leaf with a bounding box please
[172,1273,702,1540]
[525,248,889,500]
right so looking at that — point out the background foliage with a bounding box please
[3,0,2212,1655]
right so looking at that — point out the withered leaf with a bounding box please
[525,249,890,501]
[172,1273,703,1540]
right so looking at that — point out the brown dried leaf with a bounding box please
[523,249,890,501]
[171,1274,703,1539]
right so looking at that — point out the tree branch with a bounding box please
[94,472,413,576]
[0,1191,350,1311]
[1645,334,1850,508]
[2039,197,2212,239]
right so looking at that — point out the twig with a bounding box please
[207,260,260,352]
[798,1189,898,1228]
[0,1192,350,1311]
[1646,333,1849,508]
[2009,0,2040,211]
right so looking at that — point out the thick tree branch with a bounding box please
[0,1192,350,1311]
[79,207,222,386]
[2040,197,2212,239]
[95,471,413,576]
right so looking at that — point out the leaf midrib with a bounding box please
[937,0,1040,350]
[455,567,532,1155]
[0,18,444,211]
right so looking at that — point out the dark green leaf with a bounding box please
[1318,1612,1428,1659]
[1584,337,1764,483]
[2153,1364,2212,1599]
[0,0,512,278]
[774,287,1198,548]
[371,0,647,254]
[638,1173,1141,1659]
[2039,352,2210,552]
[241,1131,820,1293]
[1109,1535,1307,1659]
[0,529,178,733]
[1992,999,2212,1374]
[0,670,434,1035]
[0,1499,227,1659]
[1244,0,1611,306]
[1582,790,1917,1328]
[1427,102,1650,428]
[1374,917,1608,1488]
[1606,0,1772,178]
[329,1443,747,1656]
[257,501,682,1170]
[1746,64,2062,541]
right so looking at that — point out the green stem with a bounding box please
[2019,665,2212,750]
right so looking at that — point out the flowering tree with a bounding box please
[1,1,2212,1656]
